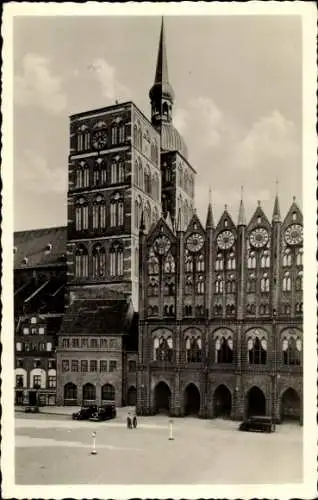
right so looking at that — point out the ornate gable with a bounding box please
[185,211,205,237]
[146,216,176,251]
[282,199,303,230]
[247,202,271,232]
[215,207,236,234]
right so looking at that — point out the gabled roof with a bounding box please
[282,198,303,228]
[14,226,67,270]
[185,210,205,236]
[247,202,271,231]
[215,206,236,233]
[59,298,134,335]
[146,216,176,245]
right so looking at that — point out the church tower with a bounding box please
[150,18,196,228]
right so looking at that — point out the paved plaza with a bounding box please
[15,409,302,485]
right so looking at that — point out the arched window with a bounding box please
[185,253,193,273]
[247,252,256,269]
[261,251,270,268]
[214,304,223,316]
[295,302,303,314]
[152,173,159,201]
[296,249,303,266]
[110,244,124,277]
[247,333,267,364]
[144,202,151,232]
[75,197,88,231]
[215,276,224,294]
[282,272,291,291]
[215,332,233,363]
[295,271,303,291]
[164,280,175,296]
[92,195,106,230]
[283,249,292,267]
[110,193,124,227]
[282,333,302,365]
[196,275,205,294]
[215,254,224,270]
[185,276,193,295]
[164,252,175,274]
[227,253,236,270]
[92,244,106,278]
[196,254,205,272]
[101,383,115,401]
[247,273,256,293]
[148,277,159,296]
[185,335,202,363]
[185,305,192,316]
[148,250,159,275]
[135,196,142,230]
[165,165,172,184]
[153,334,173,362]
[260,274,270,292]
[111,157,125,184]
[75,245,89,278]
[226,276,236,294]
[144,165,151,195]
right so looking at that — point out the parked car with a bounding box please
[72,406,97,420]
[239,415,276,433]
[24,405,39,413]
[89,404,117,422]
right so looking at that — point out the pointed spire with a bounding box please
[154,17,169,86]
[272,179,281,222]
[176,207,184,232]
[206,187,214,229]
[237,186,247,226]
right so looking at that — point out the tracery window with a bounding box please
[148,277,159,296]
[75,162,90,188]
[283,249,292,267]
[92,244,106,278]
[247,252,256,269]
[75,245,88,278]
[110,244,124,277]
[75,197,88,231]
[295,271,303,291]
[111,158,125,184]
[185,253,193,273]
[260,251,270,268]
[215,254,224,270]
[110,193,124,227]
[196,254,205,272]
[153,332,173,362]
[144,165,151,195]
[282,332,302,365]
[282,272,291,292]
[226,276,236,293]
[144,202,151,232]
[135,196,142,230]
[227,253,236,270]
[92,195,106,230]
[296,249,303,266]
[148,250,159,275]
[185,276,193,295]
[185,334,202,363]
[214,331,233,363]
[247,273,256,292]
[196,275,205,294]
[260,274,270,292]
[215,276,224,294]
[247,331,267,364]
[164,252,175,274]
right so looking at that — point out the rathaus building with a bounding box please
[14,19,303,423]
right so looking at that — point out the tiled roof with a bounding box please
[59,298,134,335]
[14,226,67,269]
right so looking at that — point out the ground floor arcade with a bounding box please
[136,373,303,424]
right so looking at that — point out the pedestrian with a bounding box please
[133,413,137,429]
[127,412,132,429]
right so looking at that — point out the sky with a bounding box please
[13,14,303,231]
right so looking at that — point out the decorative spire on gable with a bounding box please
[206,187,214,229]
[237,186,247,226]
[272,178,281,222]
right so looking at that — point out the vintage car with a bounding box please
[72,406,98,421]
[24,405,39,413]
[89,404,117,422]
[239,415,276,433]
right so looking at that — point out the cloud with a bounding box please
[174,97,224,151]
[15,150,67,194]
[88,58,131,102]
[235,110,300,171]
[15,53,67,114]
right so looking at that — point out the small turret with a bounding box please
[237,186,247,226]
[206,188,214,229]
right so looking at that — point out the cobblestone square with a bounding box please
[15,411,302,485]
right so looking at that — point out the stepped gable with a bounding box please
[59,297,134,335]
[14,226,67,269]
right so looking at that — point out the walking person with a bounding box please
[127,412,132,429]
[133,413,137,429]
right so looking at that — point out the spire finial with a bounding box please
[238,189,247,226]
[240,185,244,199]
[257,200,261,206]
[275,177,279,195]
[208,186,212,204]
[206,190,214,229]
[224,204,228,211]
[293,195,296,202]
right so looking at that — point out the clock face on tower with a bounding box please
[92,130,108,149]
[186,233,204,253]
[249,227,269,248]
[153,235,171,255]
[284,224,303,246]
[217,230,235,250]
